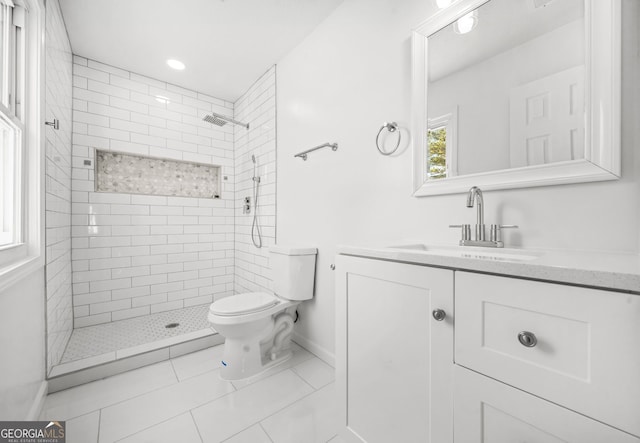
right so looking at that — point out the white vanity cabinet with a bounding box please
[335,255,454,443]
[336,253,640,442]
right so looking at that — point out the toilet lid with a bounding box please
[210,292,279,316]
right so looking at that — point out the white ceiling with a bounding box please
[59,0,344,102]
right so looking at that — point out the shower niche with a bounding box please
[95,150,221,199]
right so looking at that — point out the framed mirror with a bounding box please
[411,0,621,196]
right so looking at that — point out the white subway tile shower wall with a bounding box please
[71,56,235,326]
[45,0,74,372]
[234,66,277,294]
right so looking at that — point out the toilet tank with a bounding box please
[269,245,317,301]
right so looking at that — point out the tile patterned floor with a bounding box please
[42,343,343,442]
[61,306,210,363]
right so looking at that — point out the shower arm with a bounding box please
[219,115,249,129]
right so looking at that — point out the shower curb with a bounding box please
[47,332,223,393]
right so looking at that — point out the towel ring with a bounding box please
[376,122,401,156]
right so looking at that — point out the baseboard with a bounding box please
[26,380,48,420]
[292,331,335,368]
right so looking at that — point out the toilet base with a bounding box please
[218,310,297,381]
[220,341,293,381]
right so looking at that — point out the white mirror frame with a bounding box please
[411,0,621,196]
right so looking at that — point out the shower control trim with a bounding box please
[243,197,251,214]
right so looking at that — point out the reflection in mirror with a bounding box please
[411,0,621,196]
[428,0,584,177]
[427,107,457,179]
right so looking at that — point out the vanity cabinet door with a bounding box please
[455,271,640,437]
[454,366,640,443]
[335,255,454,443]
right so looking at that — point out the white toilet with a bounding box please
[208,245,317,380]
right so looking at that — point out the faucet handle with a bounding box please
[490,224,518,242]
[450,224,471,241]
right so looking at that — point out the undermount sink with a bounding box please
[387,243,541,262]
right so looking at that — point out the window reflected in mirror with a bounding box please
[427,126,447,180]
[427,108,457,180]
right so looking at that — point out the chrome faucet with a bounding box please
[450,186,518,248]
[466,186,485,241]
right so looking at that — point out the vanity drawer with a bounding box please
[453,366,640,443]
[455,271,640,437]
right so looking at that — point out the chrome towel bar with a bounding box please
[294,142,338,161]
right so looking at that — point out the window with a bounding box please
[0,0,43,284]
[427,109,458,181]
[0,0,26,252]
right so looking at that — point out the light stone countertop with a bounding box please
[337,243,640,294]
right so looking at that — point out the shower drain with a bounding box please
[165,322,180,329]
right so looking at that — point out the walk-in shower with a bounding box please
[42,61,277,392]
[203,112,249,129]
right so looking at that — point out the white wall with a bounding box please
[276,0,640,361]
[0,270,46,419]
[44,0,73,373]
[234,66,277,294]
[70,57,235,326]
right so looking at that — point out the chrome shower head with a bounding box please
[251,154,256,164]
[203,114,228,127]
[202,112,249,129]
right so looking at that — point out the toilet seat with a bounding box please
[210,292,279,316]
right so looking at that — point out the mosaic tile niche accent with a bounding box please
[96,150,220,198]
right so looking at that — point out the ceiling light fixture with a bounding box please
[166,59,185,70]
[453,10,478,34]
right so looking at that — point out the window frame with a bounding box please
[0,0,45,292]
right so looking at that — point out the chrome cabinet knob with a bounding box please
[432,309,446,321]
[517,331,537,347]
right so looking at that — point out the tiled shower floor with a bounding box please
[61,305,211,363]
[50,305,218,382]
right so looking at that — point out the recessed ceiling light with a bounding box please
[166,59,185,70]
